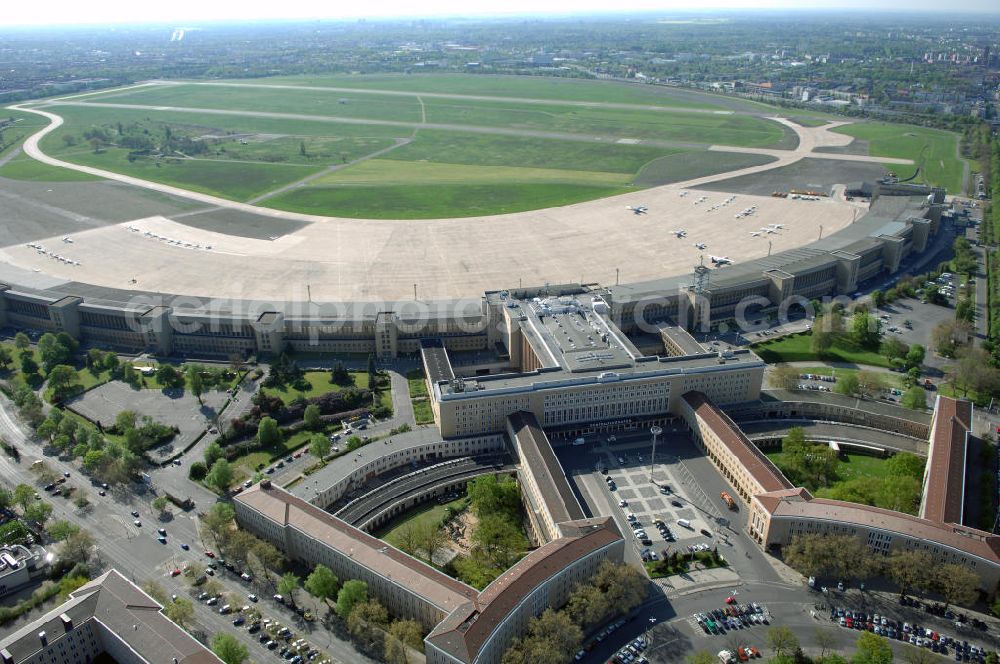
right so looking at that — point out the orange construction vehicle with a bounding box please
[720,491,735,509]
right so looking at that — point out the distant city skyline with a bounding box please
[6,0,1000,28]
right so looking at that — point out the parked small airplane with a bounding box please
[671,229,687,238]
[626,205,648,214]
[693,242,707,250]
[749,231,761,237]
[710,255,733,265]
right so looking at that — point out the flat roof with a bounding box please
[421,339,456,384]
[235,483,477,614]
[438,348,764,398]
[655,321,705,356]
[508,412,586,526]
[920,396,972,524]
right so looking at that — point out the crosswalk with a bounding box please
[108,514,141,538]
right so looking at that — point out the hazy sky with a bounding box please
[6,0,1000,27]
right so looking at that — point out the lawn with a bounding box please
[384,130,682,174]
[264,370,371,405]
[767,449,895,483]
[310,159,632,188]
[211,73,728,109]
[794,365,903,389]
[77,368,112,391]
[633,150,776,187]
[0,111,50,159]
[0,152,103,182]
[406,370,428,399]
[751,333,891,368]
[32,74,793,217]
[412,399,435,425]
[375,492,470,549]
[831,122,965,193]
[265,181,631,219]
[645,550,728,579]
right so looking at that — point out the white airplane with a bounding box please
[693,242,707,250]
[679,191,689,197]
[626,205,648,214]
[671,229,687,238]
[761,227,777,234]
[749,231,761,237]
[769,223,784,229]
[710,256,733,265]
[62,237,73,243]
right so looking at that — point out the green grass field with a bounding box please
[767,450,893,483]
[0,151,103,182]
[264,370,371,405]
[29,74,797,216]
[406,370,428,399]
[633,150,777,187]
[211,73,726,109]
[0,110,50,159]
[375,493,470,550]
[831,122,964,193]
[412,399,434,425]
[265,181,631,219]
[751,332,891,368]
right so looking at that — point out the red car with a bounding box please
[725,596,736,604]
[170,569,181,577]
[293,452,303,458]
[205,551,215,558]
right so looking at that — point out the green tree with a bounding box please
[900,386,927,410]
[155,364,184,389]
[851,312,882,350]
[13,483,34,513]
[187,366,204,403]
[205,458,234,492]
[367,353,377,388]
[0,487,11,511]
[277,572,301,606]
[835,372,860,396]
[472,514,525,568]
[257,417,281,446]
[152,496,170,514]
[48,520,80,541]
[934,563,979,610]
[47,364,80,398]
[331,362,352,385]
[880,337,908,362]
[766,626,800,658]
[200,502,236,548]
[336,579,368,618]
[304,564,339,601]
[309,434,331,461]
[59,529,95,565]
[852,631,893,664]
[346,599,389,642]
[58,575,89,600]
[386,620,424,662]
[468,474,522,518]
[188,461,208,481]
[204,441,224,467]
[905,344,925,368]
[304,404,322,431]
[13,332,30,350]
[0,346,12,371]
[211,633,248,664]
[770,364,801,390]
[870,290,885,308]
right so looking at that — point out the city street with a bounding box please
[0,393,372,664]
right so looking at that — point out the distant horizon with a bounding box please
[5,2,1000,29]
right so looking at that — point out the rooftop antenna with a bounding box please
[616,267,620,286]
[413,283,417,301]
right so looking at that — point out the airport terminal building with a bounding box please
[0,184,945,365]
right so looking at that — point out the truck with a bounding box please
[720,491,736,509]
[719,650,737,664]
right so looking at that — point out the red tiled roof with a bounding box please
[425,517,622,663]
[920,396,972,524]
[683,391,794,493]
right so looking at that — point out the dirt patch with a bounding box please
[444,509,479,556]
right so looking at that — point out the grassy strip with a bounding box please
[645,550,728,579]
[750,332,891,368]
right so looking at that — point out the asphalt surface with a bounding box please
[0,392,372,664]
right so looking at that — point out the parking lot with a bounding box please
[559,433,736,567]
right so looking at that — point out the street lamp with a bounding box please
[645,617,657,647]
[649,426,662,483]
